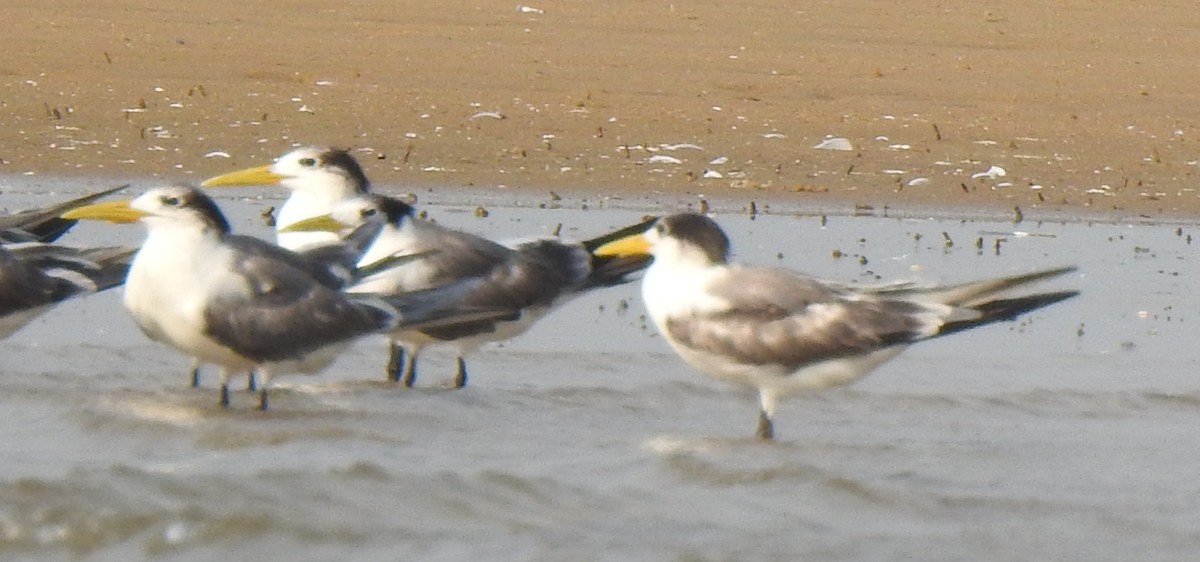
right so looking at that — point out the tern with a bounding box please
[201,146,369,251]
[283,193,653,388]
[204,147,650,387]
[595,213,1079,440]
[0,242,133,339]
[197,147,374,390]
[7,185,240,388]
[62,185,505,410]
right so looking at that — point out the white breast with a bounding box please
[124,226,251,369]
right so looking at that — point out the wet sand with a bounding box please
[4,1,1200,219]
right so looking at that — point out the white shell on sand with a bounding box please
[813,137,853,151]
[971,165,1007,180]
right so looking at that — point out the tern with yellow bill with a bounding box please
[282,193,653,388]
[595,213,1079,440]
[204,147,651,387]
[63,185,507,410]
[202,146,369,251]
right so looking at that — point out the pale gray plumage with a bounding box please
[597,212,1079,440]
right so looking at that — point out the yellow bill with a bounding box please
[277,214,349,233]
[60,200,147,223]
[592,232,652,257]
[201,164,285,187]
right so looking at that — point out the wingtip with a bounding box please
[939,289,1080,337]
[931,265,1079,306]
[0,185,129,243]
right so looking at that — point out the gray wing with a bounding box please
[0,245,100,317]
[296,222,386,287]
[488,238,590,304]
[372,278,521,333]
[408,224,515,286]
[0,185,127,243]
[202,247,392,363]
[864,266,1077,306]
[223,234,349,289]
[669,267,930,369]
[705,266,854,315]
[416,239,589,341]
[78,246,136,291]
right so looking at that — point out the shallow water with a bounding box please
[1,177,1197,560]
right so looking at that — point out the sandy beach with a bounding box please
[2,1,1199,218]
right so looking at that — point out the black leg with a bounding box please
[755,409,774,440]
[190,365,201,388]
[258,388,269,411]
[246,371,258,391]
[454,357,468,389]
[401,352,418,388]
[387,342,404,382]
[220,383,230,407]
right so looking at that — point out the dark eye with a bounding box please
[161,196,180,206]
[362,208,378,218]
[298,157,317,167]
[654,223,666,234]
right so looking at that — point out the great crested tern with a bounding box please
[0,242,133,339]
[201,146,369,251]
[62,185,505,410]
[282,193,653,388]
[179,204,398,390]
[197,147,375,389]
[12,186,225,388]
[595,213,1079,440]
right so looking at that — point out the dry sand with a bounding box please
[3,1,1200,219]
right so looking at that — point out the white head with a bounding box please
[62,185,231,237]
[202,147,372,251]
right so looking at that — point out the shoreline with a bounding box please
[4,1,1200,222]
[4,171,1196,228]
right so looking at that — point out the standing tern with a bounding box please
[62,185,505,410]
[195,147,372,390]
[14,185,227,389]
[595,213,1079,440]
[282,193,653,388]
